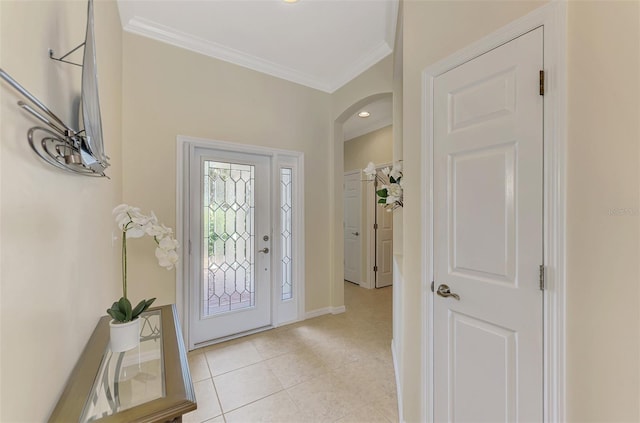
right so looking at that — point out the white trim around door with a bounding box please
[176,136,306,350]
[421,2,566,422]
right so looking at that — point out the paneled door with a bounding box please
[433,28,544,422]
[344,171,362,284]
[375,182,393,288]
[189,148,271,345]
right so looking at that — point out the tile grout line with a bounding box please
[204,351,226,423]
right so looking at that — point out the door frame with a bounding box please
[176,135,306,350]
[421,2,567,422]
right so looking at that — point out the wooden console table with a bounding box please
[49,305,196,422]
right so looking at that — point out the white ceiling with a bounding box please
[116,0,399,93]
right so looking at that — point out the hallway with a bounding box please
[184,282,398,422]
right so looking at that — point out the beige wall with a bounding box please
[344,125,393,285]
[332,56,394,123]
[0,1,123,421]
[392,3,404,255]
[566,2,639,421]
[344,125,393,172]
[121,33,332,313]
[402,0,640,421]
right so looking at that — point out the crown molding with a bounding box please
[122,16,392,94]
[123,17,334,92]
[386,0,400,48]
[328,41,393,93]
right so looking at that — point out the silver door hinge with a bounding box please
[373,223,378,230]
[431,281,435,292]
[539,264,546,290]
[373,265,378,272]
[539,70,545,96]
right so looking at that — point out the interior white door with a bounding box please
[344,171,362,284]
[375,190,393,288]
[433,27,543,422]
[189,148,271,346]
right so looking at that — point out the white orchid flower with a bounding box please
[126,226,146,238]
[113,203,179,317]
[362,160,404,211]
[389,165,402,181]
[386,183,402,205]
[159,236,179,251]
[363,162,377,178]
[113,204,141,230]
[156,247,179,270]
[112,203,129,216]
[146,223,169,238]
[132,213,156,227]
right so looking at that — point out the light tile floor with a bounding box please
[184,281,398,423]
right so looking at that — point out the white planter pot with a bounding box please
[109,318,140,352]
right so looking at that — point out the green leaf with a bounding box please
[131,300,147,319]
[131,298,156,319]
[376,189,388,197]
[118,297,133,322]
[107,308,126,322]
[378,199,386,204]
[389,176,396,184]
[141,298,156,313]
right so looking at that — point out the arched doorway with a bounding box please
[331,92,393,306]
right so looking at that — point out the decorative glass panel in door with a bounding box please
[280,168,293,301]
[190,148,271,346]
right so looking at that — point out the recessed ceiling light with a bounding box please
[283,0,299,3]
[358,111,371,118]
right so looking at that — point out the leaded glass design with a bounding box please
[280,168,293,301]
[202,161,255,317]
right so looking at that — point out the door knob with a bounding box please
[436,284,460,300]
[352,232,359,236]
[258,247,269,254]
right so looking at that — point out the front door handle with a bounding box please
[437,284,460,300]
[258,247,269,254]
[352,232,359,236]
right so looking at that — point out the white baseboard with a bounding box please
[391,339,404,423]
[305,305,346,319]
[331,305,346,314]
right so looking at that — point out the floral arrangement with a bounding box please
[363,161,403,211]
[107,204,179,323]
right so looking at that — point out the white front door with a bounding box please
[189,148,272,345]
[433,27,543,422]
[344,171,362,284]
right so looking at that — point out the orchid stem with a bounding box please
[122,230,127,300]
